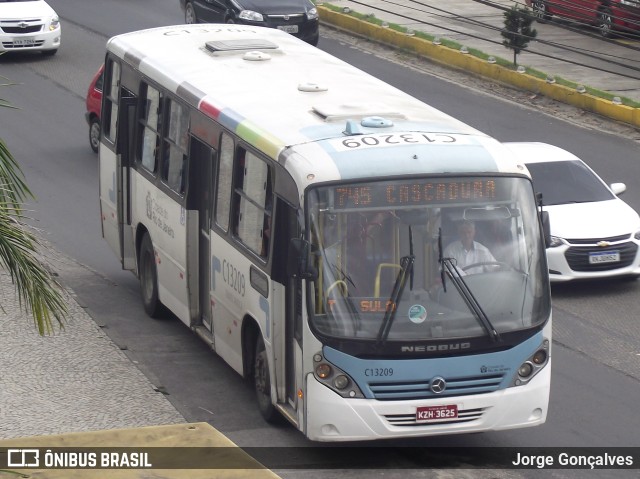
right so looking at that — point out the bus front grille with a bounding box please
[368,374,504,401]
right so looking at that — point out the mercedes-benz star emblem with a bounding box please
[430,376,446,394]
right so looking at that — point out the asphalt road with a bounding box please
[1,0,639,476]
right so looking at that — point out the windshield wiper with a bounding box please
[437,229,500,342]
[376,254,414,345]
[438,227,447,292]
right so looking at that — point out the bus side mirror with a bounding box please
[288,238,318,280]
[540,210,551,248]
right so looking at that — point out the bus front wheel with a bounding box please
[254,335,280,423]
[139,233,163,318]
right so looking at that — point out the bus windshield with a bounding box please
[307,176,550,342]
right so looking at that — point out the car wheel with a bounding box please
[89,116,100,153]
[139,233,163,318]
[597,8,614,38]
[226,18,236,24]
[308,33,320,47]
[184,1,197,24]
[531,1,550,22]
[254,335,281,423]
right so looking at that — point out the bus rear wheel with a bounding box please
[139,233,163,318]
[254,335,281,423]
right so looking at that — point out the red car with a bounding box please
[85,65,103,153]
[527,0,640,37]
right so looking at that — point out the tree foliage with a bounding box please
[501,5,538,66]
[1,74,67,334]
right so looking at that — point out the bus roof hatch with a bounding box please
[205,39,279,52]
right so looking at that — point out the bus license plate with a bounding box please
[416,405,458,422]
[277,25,298,33]
[589,250,620,264]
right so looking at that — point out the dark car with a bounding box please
[179,0,319,46]
[526,0,640,38]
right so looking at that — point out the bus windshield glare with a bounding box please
[307,176,550,342]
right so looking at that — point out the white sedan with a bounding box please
[0,0,61,56]
[505,142,640,282]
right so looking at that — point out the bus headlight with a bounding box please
[313,352,364,398]
[333,375,349,390]
[518,362,534,378]
[511,340,550,387]
[316,363,331,379]
[532,349,547,365]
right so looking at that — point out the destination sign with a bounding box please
[331,178,501,210]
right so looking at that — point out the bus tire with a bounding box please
[139,233,163,318]
[254,335,280,423]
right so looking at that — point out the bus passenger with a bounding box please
[481,218,515,265]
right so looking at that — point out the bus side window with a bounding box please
[215,133,234,231]
[233,147,272,258]
[103,59,120,144]
[138,83,161,174]
[161,99,189,194]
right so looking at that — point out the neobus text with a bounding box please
[400,343,471,353]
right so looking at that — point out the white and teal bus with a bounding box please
[99,24,552,441]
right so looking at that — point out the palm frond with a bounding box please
[0,214,67,334]
[0,77,67,335]
[0,139,33,210]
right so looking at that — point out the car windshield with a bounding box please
[526,160,614,206]
[306,176,550,343]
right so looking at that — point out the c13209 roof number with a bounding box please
[335,132,466,151]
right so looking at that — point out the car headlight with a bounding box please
[307,7,318,20]
[547,235,565,248]
[238,10,264,22]
[634,230,640,241]
[49,15,60,31]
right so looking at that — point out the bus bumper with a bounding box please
[305,361,550,442]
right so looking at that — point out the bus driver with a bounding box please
[444,220,496,274]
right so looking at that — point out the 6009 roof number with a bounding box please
[339,133,460,150]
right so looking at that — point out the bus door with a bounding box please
[99,58,137,271]
[188,137,216,332]
[271,198,303,414]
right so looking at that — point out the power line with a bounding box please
[345,0,640,80]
